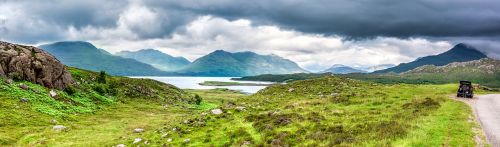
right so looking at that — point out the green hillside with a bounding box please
[0,67,199,145]
[235,58,500,89]
[375,43,487,73]
[179,50,308,76]
[116,49,190,71]
[39,41,167,76]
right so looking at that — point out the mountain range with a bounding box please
[116,49,191,71]
[320,64,396,74]
[321,64,367,74]
[38,41,307,76]
[374,43,487,73]
[39,41,167,76]
[178,50,308,76]
[38,41,490,77]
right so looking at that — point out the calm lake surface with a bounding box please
[130,77,272,94]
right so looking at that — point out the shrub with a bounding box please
[97,71,106,84]
[64,86,77,95]
[194,94,202,105]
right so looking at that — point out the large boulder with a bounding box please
[0,41,73,89]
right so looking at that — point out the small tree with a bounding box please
[97,71,107,84]
[194,94,202,105]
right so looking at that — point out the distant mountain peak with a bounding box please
[321,64,367,74]
[454,43,469,48]
[39,41,166,76]
[50,41,96,49]
[116,48,190,71]
[180,50,307,76]
[212,50,229,53]
[374,43,487,73]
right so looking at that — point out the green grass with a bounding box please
[0,69,495,146]
[0,67,198,146]
[393,100,476,146]
[146,76,490,146]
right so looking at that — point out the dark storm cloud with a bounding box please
[152,0,500,38]
[1,0,500,43]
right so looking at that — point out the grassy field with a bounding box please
[0,69,494,146]
[141,76,490,146]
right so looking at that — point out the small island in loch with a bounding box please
[198,81,274,86]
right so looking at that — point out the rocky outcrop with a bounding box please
[0,41,73,89]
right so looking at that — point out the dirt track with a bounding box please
[458,94,500,146]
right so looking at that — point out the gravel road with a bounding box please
[469,94,500,146]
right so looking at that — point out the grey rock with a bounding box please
[167,138,172,142]
[133,128,144,133]
[0,41,74,89]
[183,138,190,143]
[161,133,169,138]
[288,88,295,92]
[133,138,142,144]
[115,144,126,147]
[53,125,66,131]
[19,83,28,90]
[211,109,223,115]
[235,106,246,111]
[4,79,13,84]
[49,90,57,98]
[20,98,29,103]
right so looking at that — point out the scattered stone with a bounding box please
[4,79,13,84]
[51,119,58,124]
[52,125,66,131]
[115,144,126,147]
[241,141,252,147]
[211,109,223,115]
[201,112,208,116]
[161,133,169,138]
[167,138,172,142]
[183,138,190,143]
[288,88,295,92]
[144,140,149,145]
[172,127,177,131]
[49,90,57,98]
[19,83,28,90]
[133,128,144,133]
[20,98,29,103]
[133,138,142,144]
[235,106,246,111]
[163,104,168,109]
[331,93,339,96]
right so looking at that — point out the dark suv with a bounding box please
[457,81,473,98]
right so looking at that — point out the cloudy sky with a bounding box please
[1,0,499,71]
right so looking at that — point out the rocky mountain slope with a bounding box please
[39,41,167,76]
[179,50,308,76]
[116,49,190,71]
[375,43,487,73]
[0,41,73,89]
[405,58,499,74]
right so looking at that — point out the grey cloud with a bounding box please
[1,0,500,55]
[151,0,500,38]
